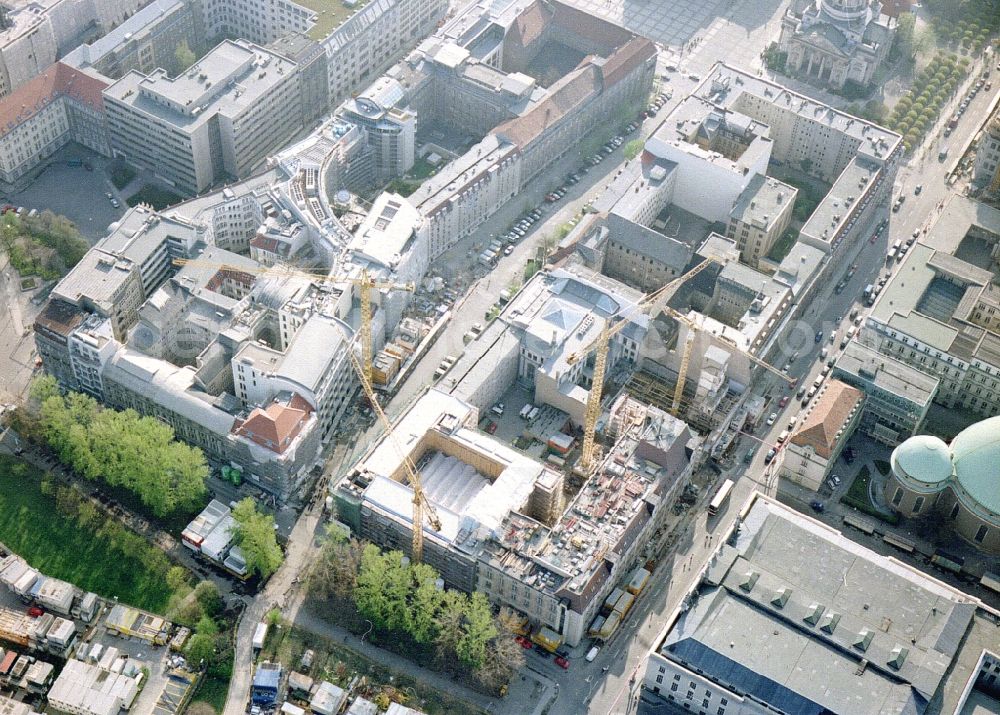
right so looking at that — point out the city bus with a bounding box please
[708,479,735,516]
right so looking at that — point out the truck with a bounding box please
[625,567,650,596]
[531,626,563,653]
[252,622,268,651]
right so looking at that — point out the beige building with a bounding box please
[0,62,110,185]
[885,416,1000,555]
[104,40,304,194]
[868,195,1000,419]
[726,174,796,268]
[782,379,864,491]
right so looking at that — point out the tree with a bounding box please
[476,608,525,692]
[406,563,444,644]
[231,498,283,578]
[894,12,916,59]
[175,40,196,74]
[310,526,363,601]
[194,581,223,617]
[433,590,468,667]
[185,633,215,667]
[456,592,496,670]
[623,139,643,161]
[196,615,219,637]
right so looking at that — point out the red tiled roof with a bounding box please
[502,0,553,55]
[0,62,108,135]
[494,64,600,147]
[235,398,312,454]
[599,36,656,88]
[790,381,864,459]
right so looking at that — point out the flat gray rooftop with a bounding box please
[661,497,992,715]
[834,341,938,404]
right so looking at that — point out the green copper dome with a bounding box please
[891,435,952,486]
[950,415,1000,517]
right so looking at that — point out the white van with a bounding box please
[519,404,532,419]
[777,430,790,444]
[527,406,540,421]
[586,645,601,662]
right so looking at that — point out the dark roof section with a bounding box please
[34,298,87,340]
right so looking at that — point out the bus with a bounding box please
[708,479,735,516]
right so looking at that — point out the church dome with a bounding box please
[821,0,869,21]
[891,435,952,488]
[950,415,1000,520]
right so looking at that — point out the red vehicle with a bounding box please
[870,233,878,244]
[515,636,533,649]
[778,396,790,408]
[554,656,570,670]
[27,606,43,618]
[486,421,498,434]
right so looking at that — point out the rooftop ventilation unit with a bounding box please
[771,588,790,608]
[803,603,825,626]
[739,571,759,592]
[853,629,874,652]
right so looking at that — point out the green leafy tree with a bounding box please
[623,139,643,160]
[231,498,283,578]
[433,590,468,666]
[406,563,444,644]
[175,40,196,74]
[894,12,916,58]
[185,633,215,667]
[194,581,223,617]
[456,592,497,670]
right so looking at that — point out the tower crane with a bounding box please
[566,257,793,473]
[172,258,437,560]
[567,258,718,473]
[171,258,414,384]
[346,347,442,563]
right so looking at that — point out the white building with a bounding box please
[47,658,139,715]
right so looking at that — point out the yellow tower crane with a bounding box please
[566,258,719,473]
[171,258,437,560]
[171,259,414,384]
[346,347,442,563]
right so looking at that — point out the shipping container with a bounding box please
[626,567,650,596]
[602,588,624,615]
[253,622,268,651]
[531,627,563,653]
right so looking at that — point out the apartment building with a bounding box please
[61,0,199,80]
[867,195,1000,418]
[0,62,109,185]
[0,0,150,98]
[104,39,304,194]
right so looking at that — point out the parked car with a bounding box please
[766,412,778,426]
[554,656,570,670]
[814,330,824,343]
[485,421,498,435]
[764,448,777,465]
[779,396,790,408]
[809,501,825,513]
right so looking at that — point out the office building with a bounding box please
[973,109,1000,194]
[779,0,896,91]
[885,416,1000,554]
[831,340,939,445]
[104,39,305,194]
[0,62,109,186]
[642,494,1000,715]
[726,174,796,268]
[867,195,1000,418]
[781,379,865,491]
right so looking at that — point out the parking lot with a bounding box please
[3,144,127,242]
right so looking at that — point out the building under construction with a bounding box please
[333,387,699,646]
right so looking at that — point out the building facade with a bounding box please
[831,340,938,445]
[779,0,896,91]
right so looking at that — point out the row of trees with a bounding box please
[885,53,970,152]
[1,211,89,280]
[923,0,999,53]
[30,376,208,517]
[310,530,524,692]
